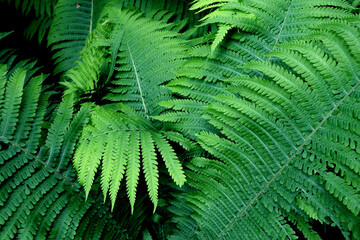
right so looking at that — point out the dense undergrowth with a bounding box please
[0,0,359,239]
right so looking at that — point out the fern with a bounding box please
[64,5,193,213]
[74,104,186,212]
[1,1,360,239]
[159,0,358,150]
[92,5,188,116]
[169,20,360,239]
[0,63,126,239]
[48,0,201,75]
[0,31,13,41]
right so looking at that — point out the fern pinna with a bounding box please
[0,0,359,239]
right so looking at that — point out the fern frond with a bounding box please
[44,94,74,165]
[48,0,107,74]
[63,34,105,98]
[91,6,188,116]
[108,131,128,210]
[153,133,186,187]
[140,131,159,211]
[0,63,126,239]
[126,131,141,214]
[169,20,360,239]
[0,68,26,139]
[74,103,188,212]
[0,31,13,41]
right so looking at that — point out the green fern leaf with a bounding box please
[126,131,141,213]
[140,131,159,211]
[48,0,107,74]
[44,94,74,165]
[0,31,13,41]
[109,131,128,211]
[0,65,8,121]
[153,133,186,187]
[92,6,188,116]
[74,103,188,212]
[168,19,360,240]
[0,68,26,139]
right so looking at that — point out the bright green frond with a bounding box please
[140,131,159,211]
[63,36,106,98]
[74,104,187,212]
[153,133,186,187]
[126,131,141,213]
[109,132,128,210]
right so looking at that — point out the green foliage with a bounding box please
[0,31,13,41]
[0,63,126,239]
[74,103,186,212]
[66,5,190,212]
[86,5,188,116]
[48,0,200,75]
[1,0,360,239]
[168,19,360,240]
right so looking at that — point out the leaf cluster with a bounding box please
[0,0,359,239]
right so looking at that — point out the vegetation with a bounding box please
[0,0,359,239]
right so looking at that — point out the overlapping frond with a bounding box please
[91,6,188,116]
[169,20,360,240]
[0,63,126,239]
[166,0,356,104]
[48,0,199,75]
[48,0,106,74]
[192,0,355,52]
[159,0,357,154]
[62,32,106,99]
[74,103,187,212]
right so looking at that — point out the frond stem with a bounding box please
[127,42,149,118]
[0,135,77,187]
[89,0,94,33]
[83,128,144,140]
[263,0,293,65]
